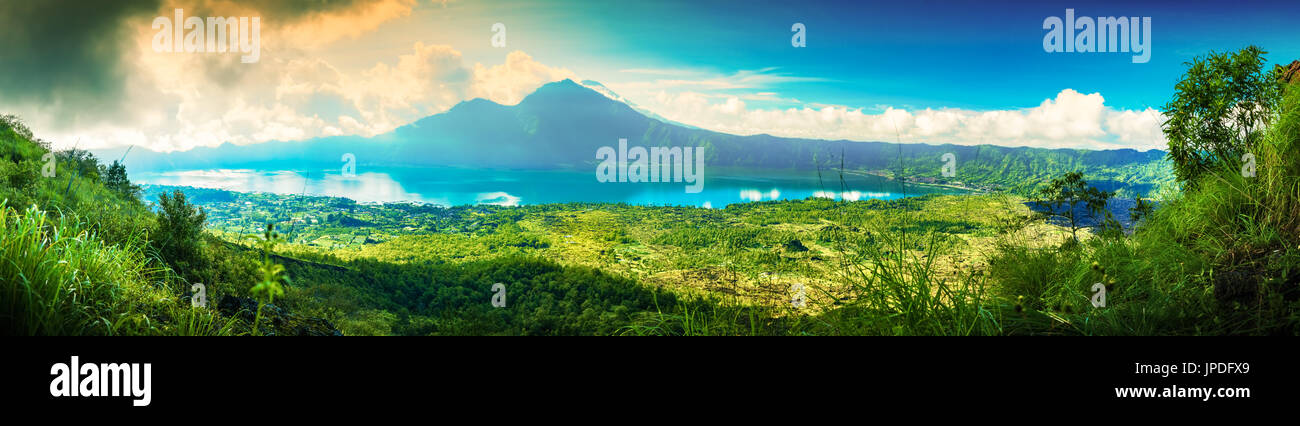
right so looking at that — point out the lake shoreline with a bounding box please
[848,170,988,193]
[136,166,972,208]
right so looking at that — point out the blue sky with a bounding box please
[480,0,1300,111]
[3,0,1298,152]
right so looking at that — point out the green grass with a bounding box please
[1,201,169,335]
[1,118,244,336]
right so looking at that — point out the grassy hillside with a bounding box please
[1,116,229,335]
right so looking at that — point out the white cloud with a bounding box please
[469,51,577,105]
[612,67,826,93]
[351,42,472,131]
[3,41,572,152]
[602,67,1165,151]
[633,88,1167,150]
[618,68,702,76]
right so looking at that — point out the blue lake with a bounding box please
[135,166,968,207]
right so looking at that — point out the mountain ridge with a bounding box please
[98,78,1172,193]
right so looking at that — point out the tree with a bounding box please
[55,148,100,182]
[1032,172,1113,244]
[1163,46,1283,189]
[99,160,141,201]
[154,190,207,278]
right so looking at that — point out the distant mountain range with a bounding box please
[98,79,1172,192]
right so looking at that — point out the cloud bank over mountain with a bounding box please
[634,87,1166,151]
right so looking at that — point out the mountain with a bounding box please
[577,80,698,129]
[101,79,1172,192]
[379,78,665,169]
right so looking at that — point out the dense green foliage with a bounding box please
[153,190,208,283]
[282,254,701,335]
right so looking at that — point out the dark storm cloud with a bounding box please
[0,0,161,107]
[177,0,373,25]
[0,0,385,108]
[246,0,368,20]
